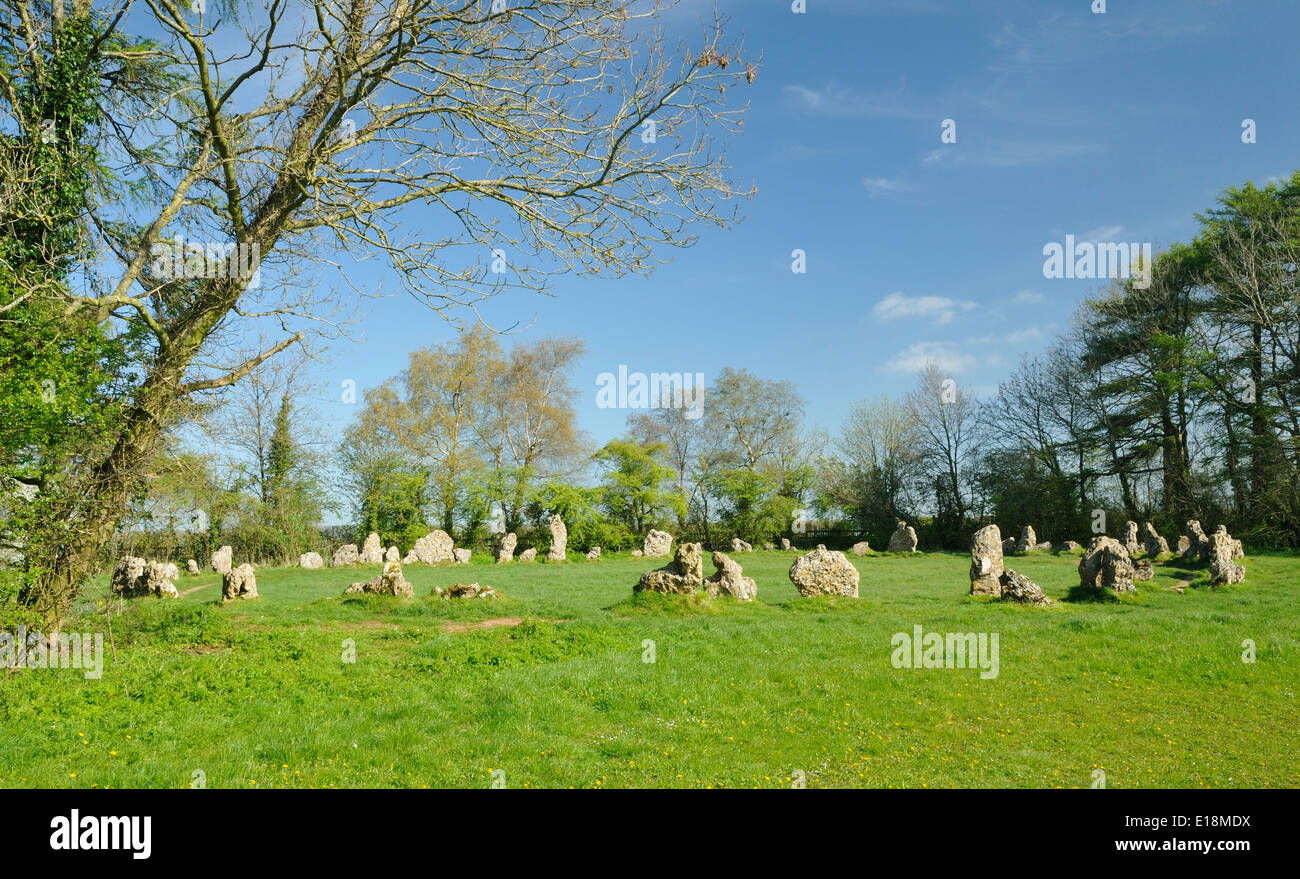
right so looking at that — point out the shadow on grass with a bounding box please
[1063,584,1122,604]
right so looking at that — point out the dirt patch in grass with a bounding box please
[178,583,216,598]
[439,617,560,634]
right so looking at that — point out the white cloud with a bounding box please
[872,291,976,326]
[1010,289,1044,304]
[861,177,918,198]
[1084,224,1124,241]
[881,341,978,376]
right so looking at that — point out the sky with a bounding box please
[255,0,1300,472]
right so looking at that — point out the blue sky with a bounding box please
[304,0,1299,454]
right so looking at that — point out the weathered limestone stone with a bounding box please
[780,538,793,551]
[729,537,753,553]
[1122,521,1141,557]
[384,545,400,563]
[1061,540,1081,552]
[434,582,497,599]
[851,541,870,556]
[1176,535,1190,555]
[1002,537,1018,555]
[518,547,537,562]
[299,552,323,569]
[1133,559,1154,581]
[969,524,1004,597]
[704,551,757,601]
[330,544,359,566]
[644,529,673,558]
[630,549,643,557]
[402,550,418,565]
[453,548,472,564]
[547,514,568,561]
[636,542,704,594]
[1015,525,1037,554]
[763,542,775,551]
[1141,522,1169,557]
[359,532,384,564]
[495,532,517,564]
[1078,536,1135,593]
[111,557,178,599]
[1232,538,1244,559]
[410,529,455,564]
[887,520,918,553]
[1181,520,1210,562]
[221,563,258,601]
[1209,526,1245,585]
[186,559,200,576]
[789,547,860,598]
[344,559,412,598]
[1035,541,1053,552]
[999,569,1053,606]
[210,545,233,574]
[586,547,601,560]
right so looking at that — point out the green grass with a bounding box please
[2,549,1297,788]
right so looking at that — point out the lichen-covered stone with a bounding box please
[789,547,859,597]
[1078,536,1135,593]
[888,520,918,553]
[221,563,258,601]
[704,551,757,601]
[643,529,673,558]
[969,524,1003,597]
[636,542,704,594]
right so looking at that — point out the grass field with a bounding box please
[2,548,1297,788]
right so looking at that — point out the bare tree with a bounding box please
[8,0,754,622]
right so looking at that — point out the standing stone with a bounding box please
[547,514,568,561]
[1078,536,1135,593]
[779,538,793,551]
[969,524,1004,597]
[410,529,455,563]
[112,557,178,599]
[343,559,413,598]
[631,549,643,557]
[221,563,258,602]
[1122,521,1141,557]
[299,552,323,569]
[1142,522,1170,558]
[788,547,860,598]
[186,559,200,575]
[704,551,757,601]
[729,537,753,553]
[495,532,517,564]
[999,569,1053,606]
[330,544,359,566]
[1133,559,1154,581]
[1176,535,1190,556]
[1208,526,1245,585]
[453,548,472,564]
[887,520,918,553]
[1060,540,1081,552]
[1232,538,1244,559]
[359,532,384,564]
[384,545,400,563]
[851,541,870,556]
[763,542,775,551]
[1035,541,1053,552]
[644,529,673,558]
[518,547,537,562]
[433,582,497,600]
[586,547,601,560]
[636,543,704,594]
[1181,520,1210,562]
[210,545,233,575]
[1015,525,1037,554]
[1002,537,1018,555]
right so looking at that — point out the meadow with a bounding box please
[1,549,1296,789]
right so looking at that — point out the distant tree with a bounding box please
[594,438,684,536]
